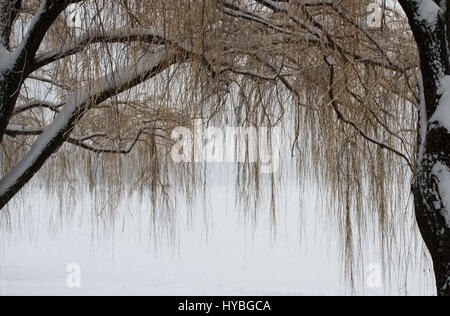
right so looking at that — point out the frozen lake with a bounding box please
[0,177,434,296]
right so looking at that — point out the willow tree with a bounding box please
[0,0,447,295]
[0,0,216,212]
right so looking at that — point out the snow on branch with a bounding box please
[13,100,62,115]
[0,0,21,48]
[14,0,82,71]
[253,0,290,12]
[4,125,43,136]
[0,48,186,206]
[254,0,332,13]
[31,28,174,72]
[217,0,294,35]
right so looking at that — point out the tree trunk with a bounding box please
[413,170,450,296]
[413,85,450,295]
[398,0,450,296]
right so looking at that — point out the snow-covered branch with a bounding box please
[0,0,83,144]
[0,0,21,48]
[217,0,294,35]
[254,0,332,13]
[15,0,82,69]
[0,47,186,208]
[13,100,62,115]
[31,28,175,72]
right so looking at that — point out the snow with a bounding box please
[430,76,450,131]
[20,2,45,48]
[431,162,450,228]
[303,0,333,5]
[0,44,15,75]
[0,0,434,295]
[0,176,432,296]
[0,49,168,197]
[258,0,289,11]
[0,186,333,295]
[0,1,47,75]
[34,28,169,69]
[5,125,41,133]
[255,0,332,11]
[0,1,48,76]
[415,0,441,31]
[0,88,84,196]
[417,73,427,166]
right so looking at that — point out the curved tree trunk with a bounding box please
[414,185,450,296]
[399,0,450,297]
[413,73,450,296]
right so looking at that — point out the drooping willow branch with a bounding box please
[324,56,414,171]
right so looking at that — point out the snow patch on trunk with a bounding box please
[0,44,14,74]
[417,73,427,167]
[432,162,450,228]
[415,0,441,31]
[430,76,450,131]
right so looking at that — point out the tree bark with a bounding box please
[413,112,450,295]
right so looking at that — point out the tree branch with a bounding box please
[0,0,22,48]
[31,28,171,72]
[0,47,187,208]
[324,57,414,170]
[13,100,61,115]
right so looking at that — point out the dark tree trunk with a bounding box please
[413,46,450,297]
[413,137,450,296]
[414,184,450,296]
[399,0,450,296]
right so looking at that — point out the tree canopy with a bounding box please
[0,0,430,291]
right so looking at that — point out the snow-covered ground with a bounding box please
[0,176,434,296]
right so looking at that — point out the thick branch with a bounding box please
[0,0,82,145]
[0,48,187,208]
[15,0,82,70]
[31,28,172,72]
